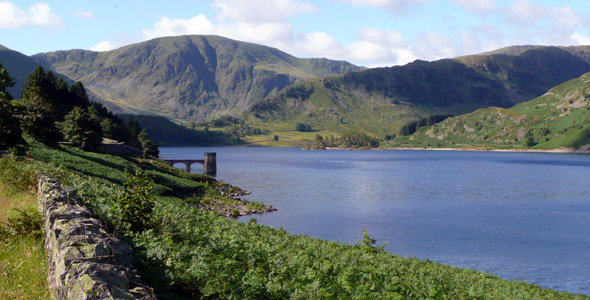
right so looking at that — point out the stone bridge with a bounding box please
[163,152,217,175]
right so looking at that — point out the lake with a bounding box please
[160,147,590,295]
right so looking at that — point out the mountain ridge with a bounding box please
[32,35,364,121]
[391,71,590,150]
[244,45,590,137]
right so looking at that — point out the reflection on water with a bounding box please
[161,147,590,295]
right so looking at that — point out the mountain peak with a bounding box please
[32,35,364,120]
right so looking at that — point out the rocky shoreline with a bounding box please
[199,182,277,217]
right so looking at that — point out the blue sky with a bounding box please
[1,0,589,67]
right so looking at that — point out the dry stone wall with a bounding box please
[37,174,155,299]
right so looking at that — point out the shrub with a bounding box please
[111,169,156,232]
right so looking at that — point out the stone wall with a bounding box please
[37,174,155,299]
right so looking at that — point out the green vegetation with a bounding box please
[0,44,42,99]
[306,132,380,149]
[0,62,24,148]
[30,35,363,122]
[2,64,159,157]
[58,106,103,151]
[120,114,241,146]
[0,133,586,299]
[295,122,312,132]
[392,72,590,150]
[399,113,453,136]
[0,155,50,299]
[244,46,590,142]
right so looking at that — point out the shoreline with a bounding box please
[307,145,590,154]
[383,146,590,154]
[160,144,590,154]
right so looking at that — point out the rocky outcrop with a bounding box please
[38,174,155,299]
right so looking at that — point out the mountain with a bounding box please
[392,72,590,150]
[0,45,41,99]
[246,46,590,137]
[32,35,364,121]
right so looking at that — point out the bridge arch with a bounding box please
[163,153,216,175]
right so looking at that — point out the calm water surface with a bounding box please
[160,147,590,295]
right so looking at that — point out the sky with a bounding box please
[1,0,590,67]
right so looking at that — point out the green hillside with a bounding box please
[245,46,590,140]
[0,45,42,99]
[391,72,590,150]
[32,35,363,121]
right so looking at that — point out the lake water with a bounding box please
[160,147,590,295]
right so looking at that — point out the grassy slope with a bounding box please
[3,143,583,299]
[390,72,590,150]
[0,157,50,300]
[243,46,590,144]
[31,35,363,121]
[243,77,434,145]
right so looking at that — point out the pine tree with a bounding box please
[17,66,61,143]
[0,63,24,148]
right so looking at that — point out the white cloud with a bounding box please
[218,22,294,45]
[292,28,415,67]
[142,14,214,40]
[72,10,95,20]
[453,0,496,14]
[343,0,430,12]
[0,2,64,29]
[91,41,114,52]
[292,31,341,57]
[413,32,457,60]
[213,0,316,23]
[357,28,406,48]
[503,0,579,30]
[570,33,590,45]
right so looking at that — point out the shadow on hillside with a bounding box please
[565,127,590,149]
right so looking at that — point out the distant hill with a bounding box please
[32,35,364,121]
[246,46,590,137]
[0,45,41,99]
[119,114,239,146]
[392,72,590,150]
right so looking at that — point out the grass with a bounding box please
[0,156,50,300]
[4,143,588,299]
[389,73,590,150]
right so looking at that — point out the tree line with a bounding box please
[399,113,453,136]
[307,132,380,149]
[0,64,158,156]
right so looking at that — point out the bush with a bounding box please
[111,169,156,232]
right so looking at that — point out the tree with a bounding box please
[523,136,536,148]
[58,107,103,151]
[0,63,24,148]
[138,129,160,158]
[273,134,279,141]
[296,122,312,132]
[17,66,61,143]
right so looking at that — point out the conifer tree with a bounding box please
[17,66,61,143]
[0,63,24,148]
